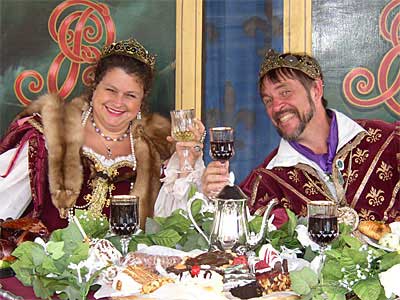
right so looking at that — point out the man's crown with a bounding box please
[259,49,322,80]
[101,38,156,70]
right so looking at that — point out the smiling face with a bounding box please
[261,74,317,141]
[92,67,144,134]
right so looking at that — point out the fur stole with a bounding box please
[19,94,173,226]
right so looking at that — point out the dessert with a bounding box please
[113,265,174,294]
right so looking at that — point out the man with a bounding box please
[202,49,399,224]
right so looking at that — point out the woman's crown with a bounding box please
[259,49,322,80]
[101,38,156,69]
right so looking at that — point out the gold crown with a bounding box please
[101,38,156,70]
[259,49,322,80]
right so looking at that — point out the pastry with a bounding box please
[358,220,391,241]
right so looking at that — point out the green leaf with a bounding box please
[322,285,347,300]
[190,198,203,217]
[162,213,192,233]
[46,241,65,260]
[379,251,400,271]
[32,275,54,299]
[353,278,382,300]
[145,217,162,234]
[75,209,109,239]
[249,215,263,234]
[150,229,181,248]
[322,259,343,280]
[285,208,297,236]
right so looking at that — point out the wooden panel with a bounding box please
[175,0,203,118]
[283,0,312,54]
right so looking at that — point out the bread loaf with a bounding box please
[358,220,391,240]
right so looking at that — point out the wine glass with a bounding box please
[307,201,339,277]
[170,109,196,173]
[209,127,235,163]
[109,195,139,255]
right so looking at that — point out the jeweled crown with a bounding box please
[259,49,322,80]
[101,38,156,70]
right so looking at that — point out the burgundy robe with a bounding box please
[240,119,400,222]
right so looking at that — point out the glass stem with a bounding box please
[121,237,130,256]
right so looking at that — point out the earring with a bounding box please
[137,110,142,120]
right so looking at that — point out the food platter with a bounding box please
[356,232,394,252]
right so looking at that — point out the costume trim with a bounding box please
[351,131,394,208]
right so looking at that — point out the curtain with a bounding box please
[203,0,283,182]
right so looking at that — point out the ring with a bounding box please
[193,145,202,152]
[199,131,206,143]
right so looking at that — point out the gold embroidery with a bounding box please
[343,169,358,184]
[281,197,290,209]
[376,161,393,181]
[366,187,385,207]
[303,182,318,195]
[353,148,369,164]
[351,131,394,208]
[288,170,299,183]
[359,208,376,221]
[366,128,382,143]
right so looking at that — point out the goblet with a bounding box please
[307,201,339,248]
[170,109,196,173]
[307,201,339,278]
[109,195,139,256]
[209,127,235,163]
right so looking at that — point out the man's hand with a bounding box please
[201,160,230,197]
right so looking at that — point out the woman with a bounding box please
[0,38,204,231]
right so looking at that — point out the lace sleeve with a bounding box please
[154,152,205,217]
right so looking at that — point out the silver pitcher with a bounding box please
[187,185,278,253]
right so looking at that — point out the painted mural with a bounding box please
[313,0,399,123]
[0,0,176,135]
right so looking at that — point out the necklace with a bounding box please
[91,115,130,142]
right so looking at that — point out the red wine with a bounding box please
[308,215,338,246]
[210,141,234,161]
[110,202,138,236]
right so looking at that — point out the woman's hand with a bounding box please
[167,118,206,172]
[201,160,230,197]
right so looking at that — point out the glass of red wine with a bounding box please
[110,195,139,255]
[209,127,235,163]
[307,201,339,277]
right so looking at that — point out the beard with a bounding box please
[273,95,315,141]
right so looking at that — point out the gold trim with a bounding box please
[284,0,312,54]
[27,118,44,134]
[257,168,313,204]
[384,179,400,221]
[351,132,395,208]
[175,0,203,119]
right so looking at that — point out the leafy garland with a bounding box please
[10,203,400,300]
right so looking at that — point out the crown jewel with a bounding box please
[259,49,322,80]
[101,38,156,69]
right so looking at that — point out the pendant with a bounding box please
[338,206,359,231]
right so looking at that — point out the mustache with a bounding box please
[273,108,299,124]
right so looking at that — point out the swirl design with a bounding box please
[14,0,115,105]
[343,1,400,115]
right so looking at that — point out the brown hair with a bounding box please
[87,54,154,112]
[259,67,327,109]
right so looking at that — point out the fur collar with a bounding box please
[21,94,173,225]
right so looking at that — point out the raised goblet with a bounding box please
[209,126,235,163]
[170,109,196,173]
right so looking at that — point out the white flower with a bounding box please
[379,264,400,298]
[295,225,320,251]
